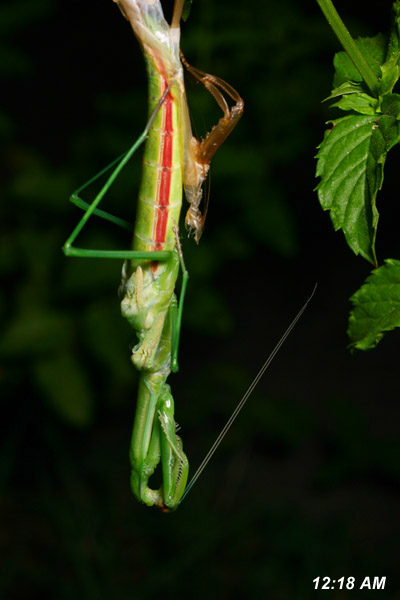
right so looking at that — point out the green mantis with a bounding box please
[63,0,243,510]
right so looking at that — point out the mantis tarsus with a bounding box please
[63,0,313,511]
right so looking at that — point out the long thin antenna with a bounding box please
[179,283,318,504]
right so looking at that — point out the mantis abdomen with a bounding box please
[133,59,183,260]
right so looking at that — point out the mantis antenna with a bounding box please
[179,283,318,504]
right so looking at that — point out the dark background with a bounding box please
[1,0,399,598]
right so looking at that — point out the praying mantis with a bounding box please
[63,0,244,510]
[63,0,316,512]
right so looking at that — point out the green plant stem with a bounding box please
[316,0,380,95]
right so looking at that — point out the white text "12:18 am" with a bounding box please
[313,576,386,590]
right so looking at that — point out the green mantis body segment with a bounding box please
[63,0,243,510]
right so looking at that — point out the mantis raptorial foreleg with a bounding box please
[130,375,165,507]
[119,224,187,373]
[158,384,189,507]
[129,347,188,508]
[121,254,179,371]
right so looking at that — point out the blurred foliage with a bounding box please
[1,0,399,598]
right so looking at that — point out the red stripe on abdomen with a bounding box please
[155,81,173,245]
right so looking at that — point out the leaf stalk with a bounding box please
[316,0,380,95]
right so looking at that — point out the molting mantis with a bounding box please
[63,0,244,510]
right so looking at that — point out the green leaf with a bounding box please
[386,0,400,61]
[348,259,400,350]
[379,2,400,94]
[333,34,387,88]
[380,92,400,119]
[182,0,193,22]
[316,112,400,264]
[326,80,366,100]
[332,27,400,97]
[380,54,400,94]
[331,92,378,115]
